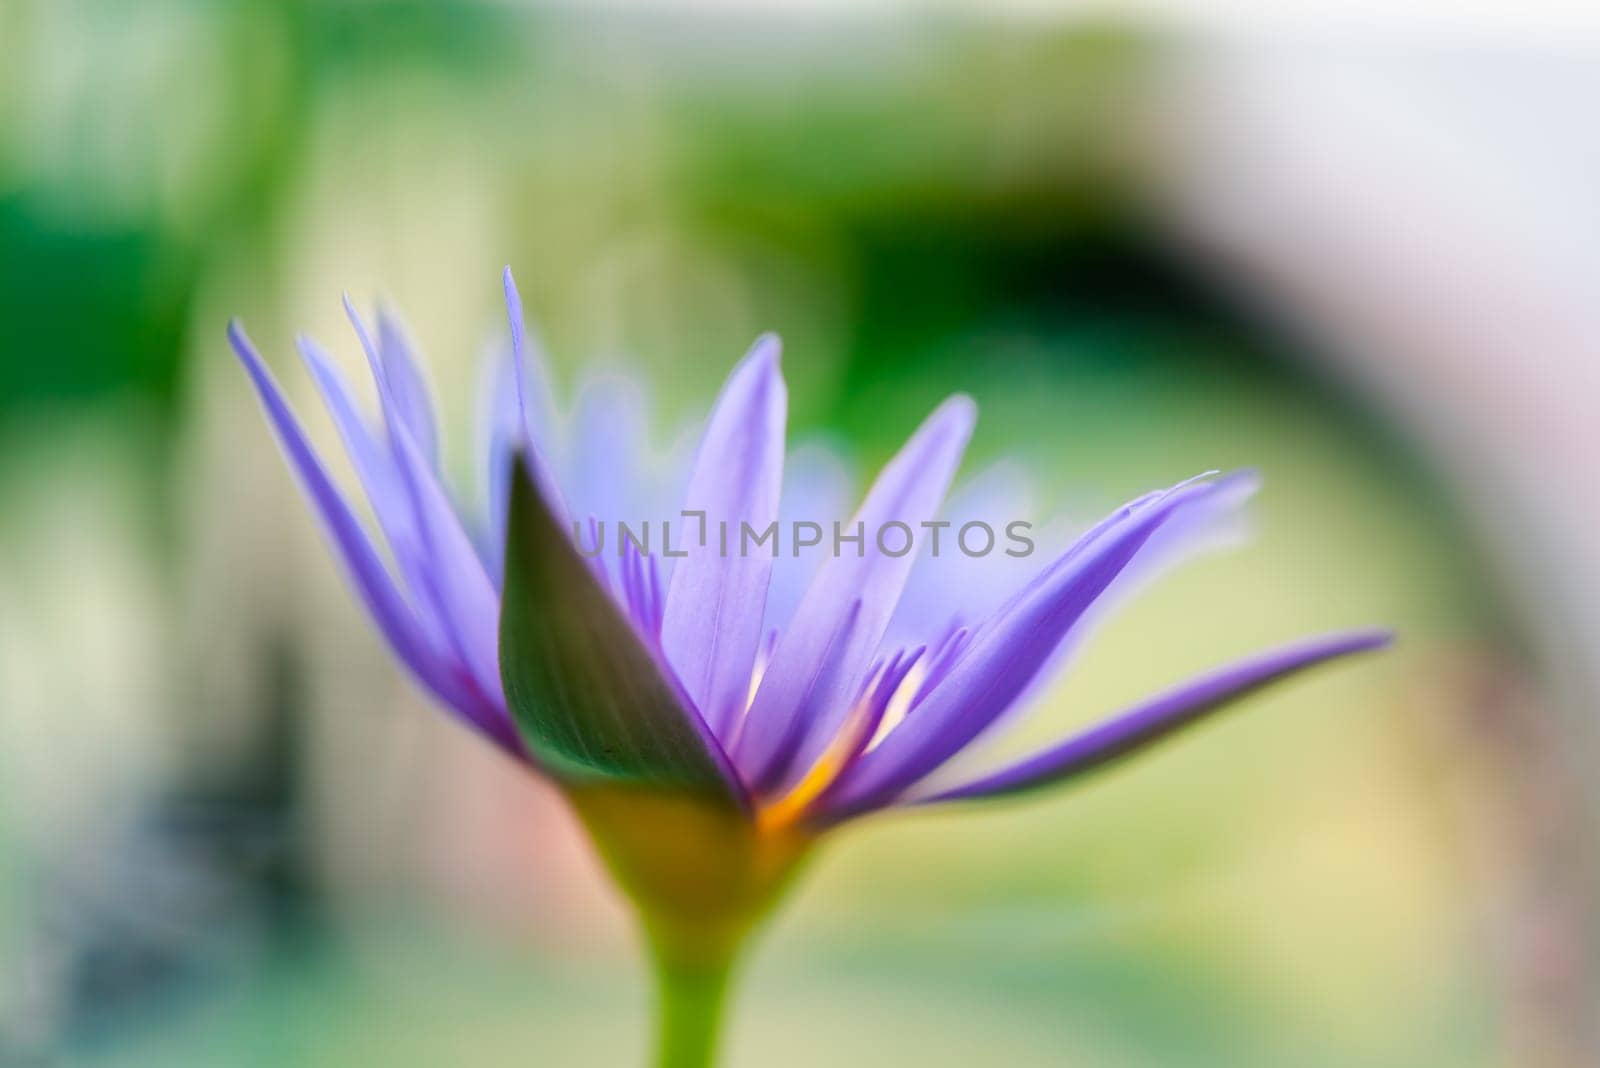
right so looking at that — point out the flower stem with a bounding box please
[651,940,735,1068]
[564,786,814,1068]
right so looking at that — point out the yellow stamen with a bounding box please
[756,725,858,833]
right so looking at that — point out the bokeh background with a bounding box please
[3,2,1599,1065]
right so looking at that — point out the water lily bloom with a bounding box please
[229,268,1390,1068]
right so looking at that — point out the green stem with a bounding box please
[562,786,814,1068]
[650,937,737,1068]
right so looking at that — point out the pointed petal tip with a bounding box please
[1153,468,1259,511]
[917,393,978,455]
[502,268,529,344]
[1298,625,1395,654]
[375,298,404,331]
[226,320,261,367]
[1217,466,1263,492]
[739,333,786,395]
[937,392,979,433]
[341,293,377,344]
[892,623,1400,814]
[293,338,316,373]
[1339,626,1397,652]
[749,331,783,367]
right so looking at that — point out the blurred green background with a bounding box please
[0,2,1589,1066]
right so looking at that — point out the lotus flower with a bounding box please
[228,268,1390,1067]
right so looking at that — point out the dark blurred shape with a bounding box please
[1,640,315,1063]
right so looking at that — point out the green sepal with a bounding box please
[499,455,744,805]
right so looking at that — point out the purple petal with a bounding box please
[296,337,409,531]
[297,337,452,656]
[378,376,508,719]
[761,440,857,637]
[911,629,1394,805]
[1000,471,1262,731]
[565,373,651,528]
[886,460,1038,647]
[342,303,510,722]
[739,600,864,787]
[619,533,667,642]
[502,267,570,527]
[376,306,441,471]
[829,643,925,780]
[735,395,975,796]
[563,372,654,595]
[662,336,788,740]
[475,347,521,585]
[817,473,1241,819]
[228,322,508,744]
